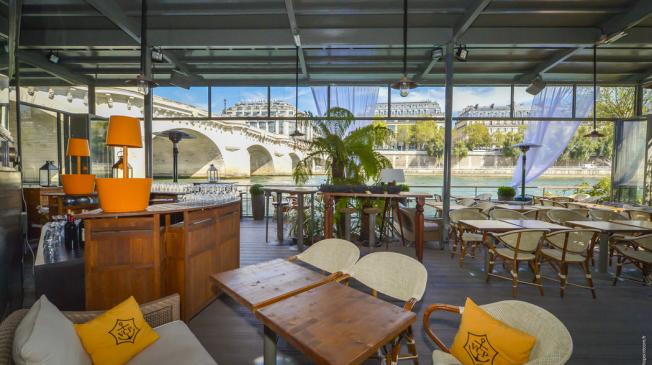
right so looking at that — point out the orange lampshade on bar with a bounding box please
[106,115,143,148]
[66,138,91,157]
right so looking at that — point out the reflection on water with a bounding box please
[173,174,602,197]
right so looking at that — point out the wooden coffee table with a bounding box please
[211,258,335,311]
[255,281,415,365]
[567,221,652,274]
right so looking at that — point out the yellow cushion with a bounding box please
[75,297,159,365]
[450,298,536,365]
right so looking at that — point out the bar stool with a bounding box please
[363,207,381,250]
[339,207,357,242]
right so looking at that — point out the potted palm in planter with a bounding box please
[250,184,265,220]
[497,186,516,202]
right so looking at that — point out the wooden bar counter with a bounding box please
[77,199,240,320]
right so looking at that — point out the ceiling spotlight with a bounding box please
[455,45,468,62]
[526,75,546,95]
[151,48,164,63]
[48,51,59,64]
[431,47,443,60]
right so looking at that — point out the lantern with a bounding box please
[39,160,59,187]
[111,153,133,178]
[207,163,218,183]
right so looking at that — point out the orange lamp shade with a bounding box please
[66,138,91,157]
[106,115,143,148]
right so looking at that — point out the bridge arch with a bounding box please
[153,128,225,179]
[247,145,275,176]
[289,152,300,171]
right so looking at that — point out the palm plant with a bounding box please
[293,107,392,185]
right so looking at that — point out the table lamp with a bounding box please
[95,115,152,212]
[61,138,95,194]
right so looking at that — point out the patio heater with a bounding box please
[585,44,605,139]
[154,130,194,183]
[390,0,417,97]
[513,143,540,201]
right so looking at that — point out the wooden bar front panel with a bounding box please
[85,216,162,310]
[164,201,241,320]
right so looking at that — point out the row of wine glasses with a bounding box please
[178,184,240,206]
[151,183,195,194]
[43,216,66,260]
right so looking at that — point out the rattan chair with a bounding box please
[423,300,573,365]
[523,209,540,220]
[551,196,573,203]
[449,209,487,267]
[612,234,652,285]
[342,252,427,364]
[569,208,589,217]
[475,193,492,201]
[541,199,555,207]
[289,238,360,274]
[588,209,627,221]
[546,209,590,226]
[486,229,546,297]
[456,197,476,207]
[626,210,652,221]
[540,229,599,298]
[569,193,590,202]
[472,201,495,214]
[489,208,527,220]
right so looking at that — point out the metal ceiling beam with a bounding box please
[17,50,93,85]
[283,0,309,78]
[414,0,491,82]
[516,0,652,83]
[83,0,203,81]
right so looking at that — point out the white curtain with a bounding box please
[612,120,646,202]
[311,86,380,135]
[511,86,594,189]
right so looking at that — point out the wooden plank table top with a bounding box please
[320,191,431,199]
[211,258,332,312]
[608,220,652,230]
[459,219,522,232]
[500,219,569,231]
[427,202,468,211]
[262,186,319,194]
[566,220,652,233]
[255,281,416,365]
[495,204,539,212]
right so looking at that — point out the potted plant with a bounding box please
[497,186,516,201]
[249,184,265,220]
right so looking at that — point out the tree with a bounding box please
[414,121,445,159]
[464,124,492,150]
[453,140,468,160]
[395,124,415,150]
[293,107,392,185]
[495,126,524,163]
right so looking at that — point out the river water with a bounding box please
[184,174,603,197]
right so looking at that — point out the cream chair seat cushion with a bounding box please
[128,321,217,365]
[461,232,483,242]
[541,249,585,263]
[494,248,536,261]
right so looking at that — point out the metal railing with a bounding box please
[235,183,587,217]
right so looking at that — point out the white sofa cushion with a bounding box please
[13,295,91,365]
[128,321,217,365]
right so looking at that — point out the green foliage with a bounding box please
[464,124,492,150]
[453,140,468,159]
[249,184,264,196]
[293,107,392,185]
[493,126,525,163]
[399,184,410,192]
[589,177,611,197]
[497,186,516,197]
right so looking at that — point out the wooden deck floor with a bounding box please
[190,219,651,365]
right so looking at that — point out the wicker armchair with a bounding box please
[423,300,573,365]
[626,210,652,221]
[449,209,487,267]
[612,234,652,285]
[489,208,527,220]
[588,209,627,221]
[475,193,492,201]
[546,209,589,226]
[289,238,360,274]
[472,201,495,214]
[540,230,599,298]
[456,197,476,207]
[0,294,181,365]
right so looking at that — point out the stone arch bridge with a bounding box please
[18,86,312,178]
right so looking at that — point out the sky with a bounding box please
[154,85,536,117]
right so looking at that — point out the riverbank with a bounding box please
[403,167,610,177]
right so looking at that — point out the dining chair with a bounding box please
[569,208,589,217]
[423,300,573,365]
[523,209,540,220]
[393,207,442,249]
[342,252,427,365]
[546,209,590,226]
[626,210,652,221]
[612,234,652,286]
[540,229,599,298]
[551,196,573,203]
[288,238,360,274]
[456,197,476,207]
[588,209,627,221]
[486,229,547,297]
[449,209,487,267]
[472,201,495,215]
[569,193,591,202]
[489,208,527,220]
[541,199,555,207]
[475,193,492,201]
